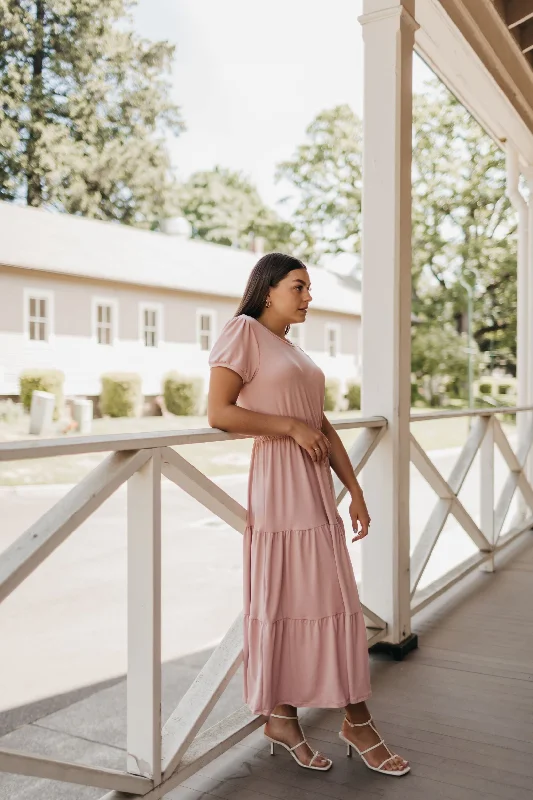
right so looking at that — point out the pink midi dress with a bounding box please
[209,313,371,716]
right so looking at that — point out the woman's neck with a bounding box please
[256,313,287,339]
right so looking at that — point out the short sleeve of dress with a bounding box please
[208,315,260,383]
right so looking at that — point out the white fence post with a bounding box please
[72,398,93,434]
[29,390,55,435]
[358,0,418,653]
[127,449,162,783]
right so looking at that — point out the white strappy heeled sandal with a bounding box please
[339,715,410,776]
[265,713,333,771]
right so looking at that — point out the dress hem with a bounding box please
[246,690,373,717]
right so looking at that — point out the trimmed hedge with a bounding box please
[324,378,341,412]
[474,375,517,400]
[163,372,204,416]
[19,369,64,420]
[100,373,142,418]
[345,382,361,411]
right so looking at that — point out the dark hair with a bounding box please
[234,252,308,335]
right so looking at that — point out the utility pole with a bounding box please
[458,276,474,410]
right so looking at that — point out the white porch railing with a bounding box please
[0,416,388,799]
[0,408,532,796]
[409,406,533,616]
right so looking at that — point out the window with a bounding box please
[96,303,113,345]
[197,311,214,351]
[92,298,118,345]
[28,296,49,341]
[139,303,163,347]
[325,324,340,357]
[288,325,302,347]
[143,308,158,347]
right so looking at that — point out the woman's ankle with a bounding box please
[344,701,370,724]
[271,703,296,717]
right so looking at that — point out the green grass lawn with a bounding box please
[0,410,517,486]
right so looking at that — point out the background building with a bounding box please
[0,202,362,411]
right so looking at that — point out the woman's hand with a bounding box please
[289,419,331,462]
[349,492,371,543]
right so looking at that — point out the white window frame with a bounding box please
[197,308,216,352]
[139,302,164,348]
[23,288,54,343]
[325,322,341,358]
[92,297,118,346]
[287,323,305,348]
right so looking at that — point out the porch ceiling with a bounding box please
[414,0,533,166]
[498,0,533,57]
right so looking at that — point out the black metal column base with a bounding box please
[369,633,418,662]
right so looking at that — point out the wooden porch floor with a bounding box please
[171,536,533,800]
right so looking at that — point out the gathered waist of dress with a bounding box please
[253,426,326,446]
[253,433,293,444]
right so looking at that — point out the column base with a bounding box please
[369,633,418,661]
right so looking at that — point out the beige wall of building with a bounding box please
[0,265,362,400]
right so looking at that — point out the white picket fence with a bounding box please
[0,407,531,797]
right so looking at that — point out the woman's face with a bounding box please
[269,268,312,324]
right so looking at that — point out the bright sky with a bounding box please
[133,0,432,212]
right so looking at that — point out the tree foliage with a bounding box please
[275,83,517,382]
[275,105,362,262]
[412,81,517,375]
[411,325,484,406]
[0,0,183,227]
[178,166,295,252]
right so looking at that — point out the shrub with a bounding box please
[100,373,142,418]
[163,372,203,416]
[345,382,361,410]
[0,399,24,425]
[19,369,64,420]
[324,378,341,412]
[411,381,424,405]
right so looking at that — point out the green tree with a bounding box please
[178,166,295,251]
[411,324,483,406]
[0,0,183,227]
[276,86,517,375]
[412,81,517,375]
[275,104,363,262]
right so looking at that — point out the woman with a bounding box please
[207,253,409,776]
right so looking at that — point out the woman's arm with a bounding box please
[207,366,331,461]
[321,413,370,542]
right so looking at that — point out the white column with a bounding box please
[127,451,162,782]
[359,0,418,647]
[507,151,529,520]
[525,171,533,490]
